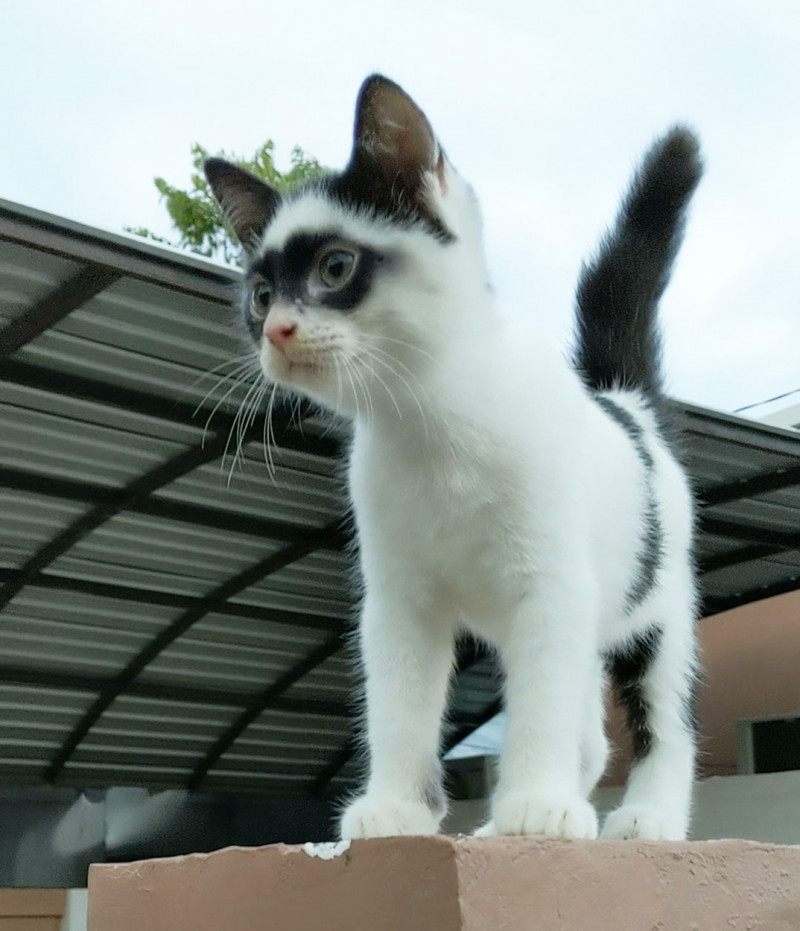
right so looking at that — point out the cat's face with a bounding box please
[206,75,487,418]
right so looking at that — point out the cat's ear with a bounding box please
[204,159,280,251]
[351,75,445,205]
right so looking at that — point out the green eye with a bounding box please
[318,250,356,289]
[250,281,272,317]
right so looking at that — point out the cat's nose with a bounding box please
[264,313,297,354]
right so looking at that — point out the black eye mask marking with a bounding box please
[244,232,383,339]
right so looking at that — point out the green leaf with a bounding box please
[129,140,327,264]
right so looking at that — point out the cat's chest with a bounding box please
[349,427,529,597]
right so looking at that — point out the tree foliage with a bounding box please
[129,141,326,265]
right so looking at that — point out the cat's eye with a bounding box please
[250,281,272,317]
[317,249,357,289]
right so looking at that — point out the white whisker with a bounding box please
[199,360,260,441]
[357,343,431,437]
[222,374,264,483]
[370,334,436,364]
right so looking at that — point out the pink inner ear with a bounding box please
[365,83,438,175]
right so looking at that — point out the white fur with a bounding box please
[252,159,697,843]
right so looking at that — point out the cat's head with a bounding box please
[205,75,489,419]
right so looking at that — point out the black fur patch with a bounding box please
[243,232,384,341]
[594,395,664,612]
[605,626,663,760]
[308,166,455,244]
[573,127,702,402]
[420,759,447,816]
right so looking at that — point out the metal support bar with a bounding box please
[0,568,348,632]
[0,465,347,549]
[0,358,342,458]
[0,430,236,611]
[0,265,120,355]
[311,735,360,797]
[701,463,800,507]
[43,523,343,783]
[703,576,800,617]
[699,515,799,549]
[0,204,235,303]
[0,664,349,718]
[187,633,345,790]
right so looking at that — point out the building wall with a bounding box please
[602,589,800,784]
[446,770,800,844]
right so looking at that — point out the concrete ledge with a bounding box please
[88,836,800,930]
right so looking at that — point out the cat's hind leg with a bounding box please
[580,656,610,798]
[601,613,697,841]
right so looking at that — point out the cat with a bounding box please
[205,74,702,842]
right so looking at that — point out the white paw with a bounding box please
[472,819,496,837]
[601,805,686,841]
[339,794,441,840]
[485,791,598,839]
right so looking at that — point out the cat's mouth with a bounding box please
[264,345,325,382]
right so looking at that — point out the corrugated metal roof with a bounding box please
[1,197,799,798]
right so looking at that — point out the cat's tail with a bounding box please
[572,127,702,401]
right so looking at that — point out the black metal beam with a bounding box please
[311,735,360,796]
[0,204,235,303]
[43,523,343,783]
[0,429,236,611]
[0,265,121,356]
[0,358,342,459]
[0,465,347,550]
[0,568,349,632]
[702,576,800,617]
[700,463,800,507]
[700,544,787,575]
[699,515,800,550]
[0,664,349,718]
[697,516,800,575]
[675,402,800,458]
[187,633,345,790]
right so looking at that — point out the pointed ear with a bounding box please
[204,158,280,251]
[352,75,442,199]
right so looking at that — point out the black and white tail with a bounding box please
[573,128,703,401]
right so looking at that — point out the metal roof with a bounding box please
[1,198,799,798]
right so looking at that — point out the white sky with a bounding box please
[2,0,798,415]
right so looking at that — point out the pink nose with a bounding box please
[265,319,297,353]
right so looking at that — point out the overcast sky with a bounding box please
[3,0,798,416]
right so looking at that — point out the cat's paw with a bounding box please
[339,794,441,839]
[486,790,598,839]
[601,805,686,841]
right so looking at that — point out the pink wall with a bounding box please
[603,589,800,785]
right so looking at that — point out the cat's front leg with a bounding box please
[339,588,456,840]
[482,587,600,840]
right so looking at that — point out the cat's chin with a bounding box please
[262,355,323,389]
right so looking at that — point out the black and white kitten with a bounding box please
[206,75,702,841]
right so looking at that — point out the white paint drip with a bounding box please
[301,840,352,860]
